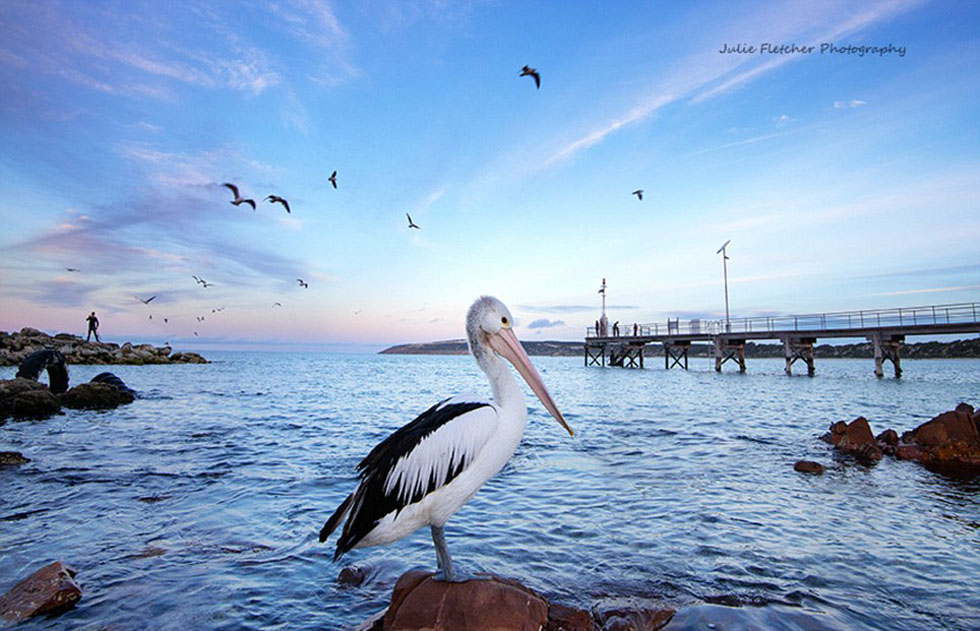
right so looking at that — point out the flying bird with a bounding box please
[222,182,256,210]
[328,170,338,189]
[318,296,573,581]
[148,315,152,320]
[297,279,309,288]
[66,268,80,272]
[193,331,199,337]
[273,302,282,308]
[520,65,540,89]
[211,307,226,313]
[265,195,291,214]
[163,318,169,323]
[135,295,157,304]
[406,213,420,229]
[632,189,644,201]
[192,275,211,288]
[196,316,205,322]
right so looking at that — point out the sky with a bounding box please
[1,0,978,352]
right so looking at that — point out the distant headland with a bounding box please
[380,338,980,358]
[0,328,208,366]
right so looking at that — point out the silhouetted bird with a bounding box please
[328,170,338,189]
[297,279,309,289]
[632,189,644,201]
[66,267,80,272]
[273,302,282,308]
[193,331,199,337]
[265,195,291,213]
[192,275,211,288]
[520,65,540,89]
[135,295,157,304]
[163,318,169,323]
[197,316,205,322]
[406,213,420,229]
[223,182,256,210]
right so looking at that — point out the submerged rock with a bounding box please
[793,460,825,474]
[60,382,135,410]
[0,451,31,465]
[593,597,675,631]
[382,571,549,631]
[0,561,81,622]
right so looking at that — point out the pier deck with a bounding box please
[585,302,980,377]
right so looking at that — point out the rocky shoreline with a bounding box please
[0,328,207,366]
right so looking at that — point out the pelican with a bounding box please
[319,296,573,581]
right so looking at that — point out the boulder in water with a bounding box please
[0,561,81,621]
[794,460,825,474]
[826,417,882,461]
[60,382,135,410]
[593,597,675,631]
[898,403,980,470]
[382,571,549,631]
[0,379,62,421]
[15,349,69,394]
[0,451,31,465]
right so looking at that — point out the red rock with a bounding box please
[838,417,875,449]
[0,561,81,621]
[546,602,594,631]
[593,598,675,631]
[875,429,899,446]
[793,460,825,474]
[383,571,549,631]
[904,405,980,469]
[896,444,926,461]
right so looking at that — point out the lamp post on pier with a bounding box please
[598,278,607,337]
[717,240,731,333]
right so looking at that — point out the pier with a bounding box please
[585,302,980,377]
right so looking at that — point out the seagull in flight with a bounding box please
[197,316,205,322]
[328,170,338,189]
[135,295,157,304]
[406,213,420,229]
[632,189,644,201]
[222,183,256,210]
[265,195,291,214]
[211,307,225,313]
[273,302,282,308]
[193,331,199,337]
[297,279,309,289]
[520,65,540,89]
[192,275,211,288]
[163,318,169,323]
[66,267,81,272]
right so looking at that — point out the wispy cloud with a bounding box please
[527,318,566,329]
[875,284,980,297]
[517,304,640,314]
[834,99,867,109]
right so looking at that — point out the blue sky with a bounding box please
[1,0,978,351]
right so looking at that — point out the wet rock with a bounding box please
[383,570,549,631]
[876,429,899,446]
[901,403,980,469]
[0,328,207,365]
[10,387,62,420]
[170,351,208,364]
[593,597,675,631]
[338,564,371,587]
[60,382,135,410]
[0,561,81,621]
[547,602,595,631]
[0,451,31,465]
[827,417,881,460]
[1,378,53,420]
[793,460,825,474]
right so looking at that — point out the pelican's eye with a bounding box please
[501,316,509,327]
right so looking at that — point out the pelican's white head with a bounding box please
[466,296,574,436]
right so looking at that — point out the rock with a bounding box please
[876,429,899,446]
[593,597,675,631]
[827,417,881,460]
[60,382,135,410]
[0,561,82,621]
[383,571,549,631]
[338,565,370,587]
[794,460,825,474]
[547,602,595,631]
[0,451,31,465]
[901,403,980,469]
[170,352,208,364]
[0,328,207,366]
[11,389,62,420]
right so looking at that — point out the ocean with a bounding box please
[1,353,979,630]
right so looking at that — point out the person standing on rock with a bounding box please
[86,311,101,343]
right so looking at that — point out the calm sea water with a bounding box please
[1,353,979,630]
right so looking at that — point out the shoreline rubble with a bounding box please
[1,327,208,367]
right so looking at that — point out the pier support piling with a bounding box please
[585,343,606,367]
[714,337,746,373]
[871,333,903,378]
[664,341,691,370]
[782,336,816,376]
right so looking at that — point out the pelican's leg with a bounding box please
[430,524,455,581]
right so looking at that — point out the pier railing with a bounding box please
[587,302,980,338]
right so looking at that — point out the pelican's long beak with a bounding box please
[488,327,574,436]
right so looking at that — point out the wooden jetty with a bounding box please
[585,302,980,377]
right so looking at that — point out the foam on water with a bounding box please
[1,354,979,630]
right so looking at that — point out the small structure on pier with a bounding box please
[585,302,980,378]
